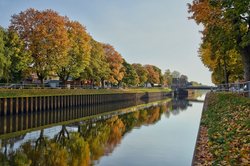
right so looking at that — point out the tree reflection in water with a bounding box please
[0,99,193,166]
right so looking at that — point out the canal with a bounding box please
[0,91,206,166]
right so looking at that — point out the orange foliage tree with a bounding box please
[10,8,69,84]
[144,65,161,86]
[103,44,124,86]
[188,0,249,82]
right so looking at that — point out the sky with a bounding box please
[0,0,212,85]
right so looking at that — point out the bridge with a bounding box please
[187,99,205,103]
[184,86,215,90]
[171,85,215,98]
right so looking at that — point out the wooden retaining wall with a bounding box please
[0,99,138,135]
[0,92,169,116]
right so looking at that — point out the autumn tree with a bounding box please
[10,8,69,84]
[103,44,124,86]
[153,65,163,85]
[81,39,110,88]
[188,0,250,81]
[122,60,139,87]
[199,42,243,84]
[163,69,172,87]
[132,63,148,86]
[56,21,91,84]
[144,65,160,86]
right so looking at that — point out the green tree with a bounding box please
[0,27,11,82]
[122,60,139,87]
[81,39,110,88]
[56,21,91,84]
[132,63,148,86]
[0,27,30,83]
[199,42,243,84]
[6,29,31,82]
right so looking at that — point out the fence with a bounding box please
[0,83,96,89]
[216,81,250,97]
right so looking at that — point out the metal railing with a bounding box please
[0,82,169,90]
[0,83,96,89]
[216,81,250,97]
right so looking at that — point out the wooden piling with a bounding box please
[3,98,7,116]
[9,98,13,115]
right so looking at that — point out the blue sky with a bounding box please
[0,0,212,85]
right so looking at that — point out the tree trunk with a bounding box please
[60,77,66,88]
[37,72,45,87]
[58,70,69,87]
[101,78,105,88]
[222,55,229,85]
[118,81,121,88]
[241,46,250,81]
[60,75,69,87]
[40,78,43,85]
[38,77,44,87]
[90,79,94,89]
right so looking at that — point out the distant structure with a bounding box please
[171,77,189,98]
[171,77,188,90]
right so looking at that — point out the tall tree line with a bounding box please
[0,8,187,87]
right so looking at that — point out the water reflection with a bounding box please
[0,92,204,166]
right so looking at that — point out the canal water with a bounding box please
[0,91,206,166]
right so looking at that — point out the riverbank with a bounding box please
[193,92,250,165]
[0,88,171,98]
[0,90,171,116]
[0,98,171,140]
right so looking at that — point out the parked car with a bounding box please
[6,84,24,89]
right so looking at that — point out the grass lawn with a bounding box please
[194,92,250,165]
[0,88,171,98]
